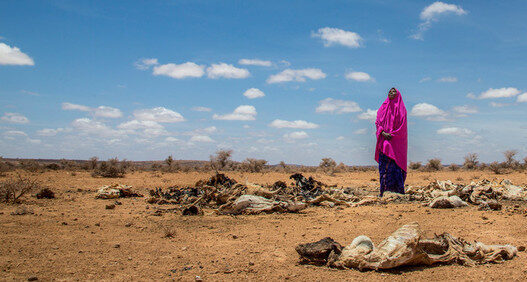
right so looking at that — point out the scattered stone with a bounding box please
[36,188,55,199]
[183,266,192,271]
[114,244,120,248]
[518,246,526,252]
[182,205,202,216]
[61,222,68,225]
[11,206,33,216]
[429,196,468,209]
[95,223,100,227]
[114,201,122,205]
[295,237,343,265]
[105,204,115,210]
[195,276,203,282]
[125,222,132,227]
[248,261,254,266]
[27,276,38,281]
[232,235,238,239]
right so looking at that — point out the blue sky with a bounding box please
[1,0,526,165]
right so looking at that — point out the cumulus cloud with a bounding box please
[213,105,257,121]
[411,2,467,40]
[316,98,361,114]
[191,106,212,112]
[478,87,520,99]
[206,63,250,79]
[490,102,508,108]
[267,68,326,84]
[134,58,158,70]
[437,76,458,82]
[243,88,265,99]
[517,93,527,103]
[0,43,34,66]
[345,71,373,82]
[1,113,29,124]
[283,131,308,141]
[419,77,432,83]
[410,103,447,120]
[336,136,345,140]
[133,107,185,123]
[62,102,91,112]
[190,135,214,143]
[71,118,120,137]
[311,27,363,48]
[453,105,478,115]
[62,103,122,118]
[269,119,319,129]
[118,120,167,136]
[153,62,205,79]
[3,130,28,138]
[437,127,474,137]
[357,109,377,121]
[37,128,66,136]
[466,93,477,99]
[354,128,367,134]
[238,59,272,67]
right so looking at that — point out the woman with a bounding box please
[375,87,407,196]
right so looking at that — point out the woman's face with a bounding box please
[388,88,397,100]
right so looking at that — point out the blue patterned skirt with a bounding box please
[378,152,406,196]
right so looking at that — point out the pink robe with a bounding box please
[374,88,408,172]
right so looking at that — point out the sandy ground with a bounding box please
[1,170,527,281]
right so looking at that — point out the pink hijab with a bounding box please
[374,88,408,172]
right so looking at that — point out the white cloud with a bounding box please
[206,63,250,79]
[316,98,361,114]
[3,130,27,138]
[93,106,122,118]
[437,76,458,82]
[490,102,508,108]
[354,128,367,134]
[62,103,122,118]
[437,127,474,136]
[411,2,467,40]
[118,120,167,136]
[269,119,319,129]
[153,62,205,79]
[345,71,373,82]
[191,106,212,112]
[134,58,158,70]
[453,105,477,114]
[267,68,326,83]
[466,93,476,99]
[133,107,185,123]
[71,118,119,137]
[410,103,446,118]
[165,137,180,143]
[517,93,527,103]
[243,88,265,99]
[238,59,272,67]
[419,77,432,83]
[357,109,377,121]
[283,131,309,141]
[190,135,214,143]
[478,87,520,99]
[37,128,65,136]
[0,43,34,66]
[311,27,363,48]
[213,105,257,121]
[1,113,29,124]
[62,102,91,112]
[336,136,345,140]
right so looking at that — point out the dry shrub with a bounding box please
[463,153,479,170]
[425,158,442,171]
[19,160,41,172]
[240,158,267,173]
[164,155,180,172]
[162,226,176,238]
[92,158,126,178]
[36,187,55,199]
[409,161,422,170]
[278,161,290,173]
[210,150,233,172]
[489,161,504,174]
[336,162,349,173]
[449,164,459,171]
[0,175,41,203]
[319,158,337,175]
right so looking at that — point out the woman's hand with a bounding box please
[382,131,392,140]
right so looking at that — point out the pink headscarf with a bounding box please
[374,88,408,172]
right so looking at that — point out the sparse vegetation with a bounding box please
[463,153,479,170]
[425,158,442,171]
[319,158,337,175]
[210,150,233,172]
[0,175,41,203]
[409,161,422,170]
[489,161,504,174]
[92,158,126,178]
[449,164,459,171]
[240,158,267,173]
[503,150,520,169]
